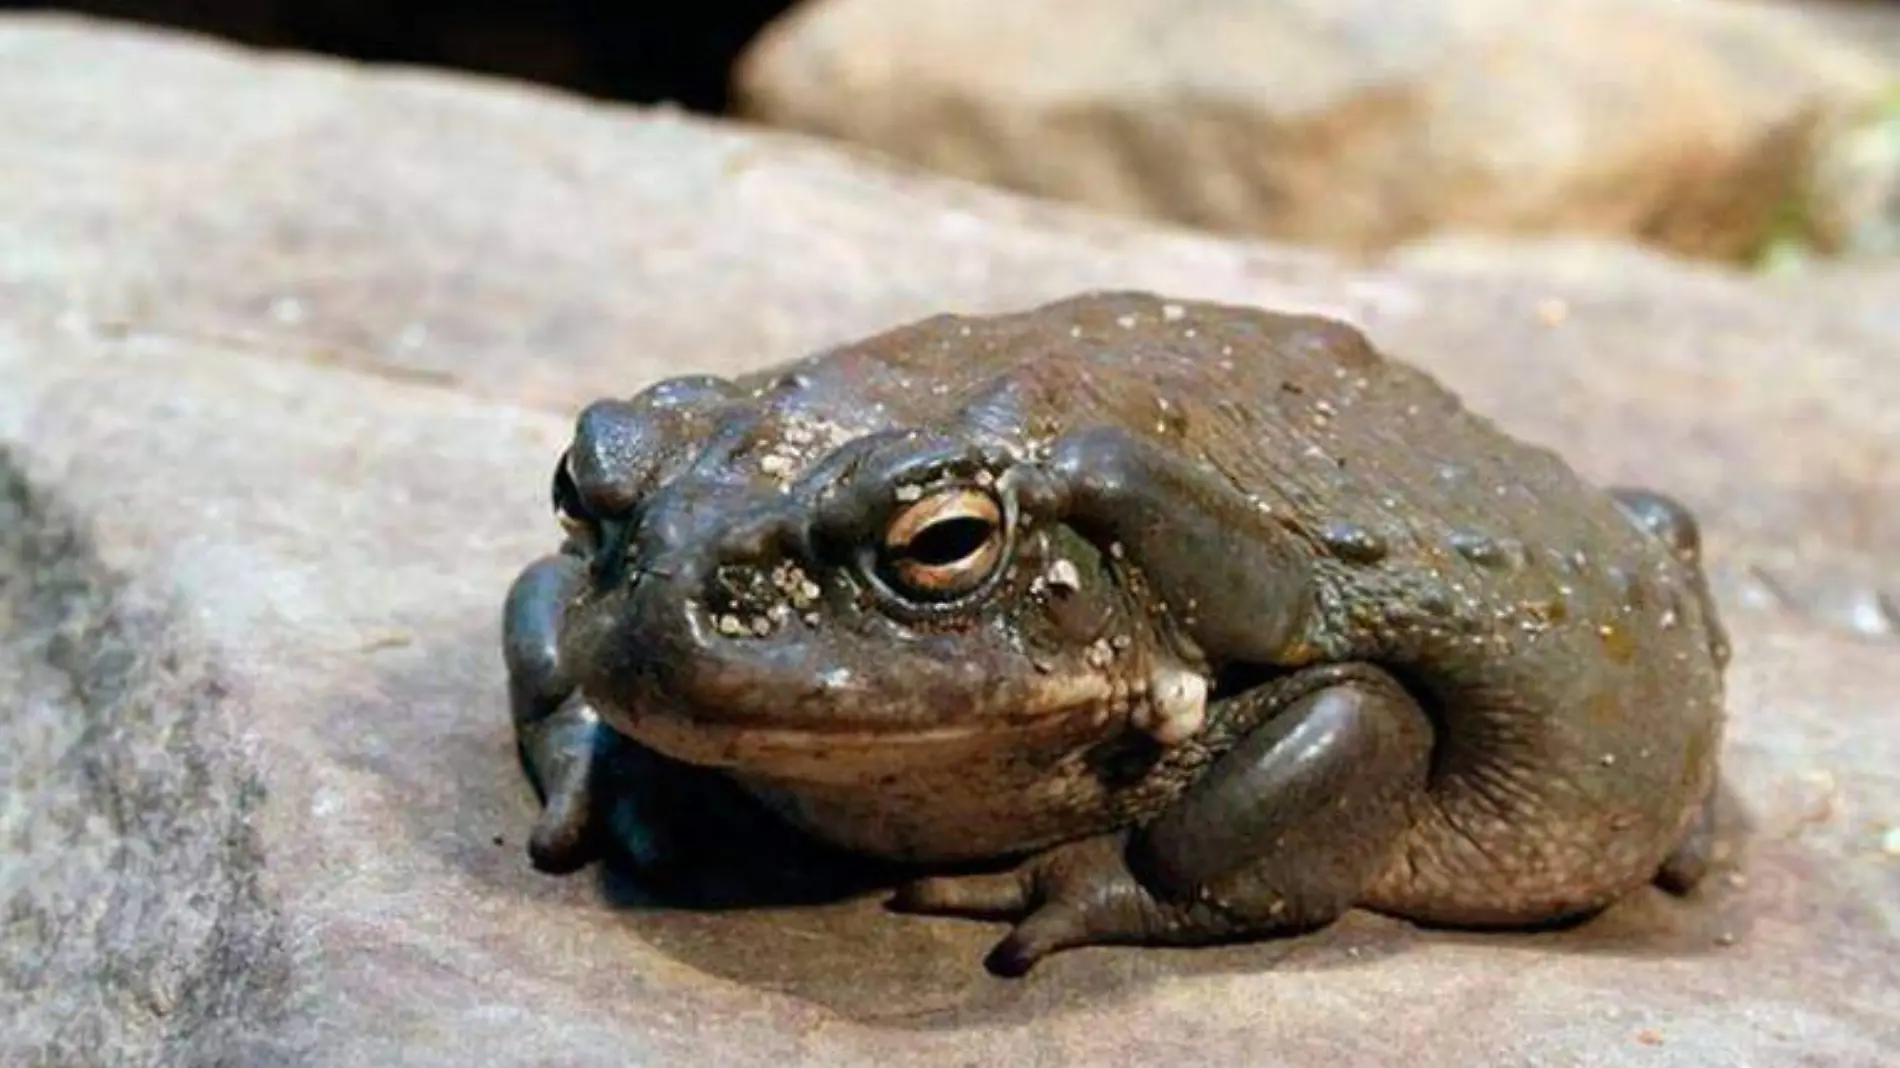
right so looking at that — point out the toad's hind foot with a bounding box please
[890,833,1249,977]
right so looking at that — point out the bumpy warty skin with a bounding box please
[519,291,1727,945]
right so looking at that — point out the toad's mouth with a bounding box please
[594,669,1115,751]
[584,663,1210,776]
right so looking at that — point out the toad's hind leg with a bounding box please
[1609,487,1728,896]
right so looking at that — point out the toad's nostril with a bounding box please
[626,486,818,640]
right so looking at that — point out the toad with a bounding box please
[501,292,1729,976]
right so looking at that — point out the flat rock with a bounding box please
[2,15,1896,1068]
[735,0,1894,261]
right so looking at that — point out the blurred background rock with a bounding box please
[8,0,1893,264]
[0,0,799,109]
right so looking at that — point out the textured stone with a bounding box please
[734,0,1894,261]
[2,15,1896,1068]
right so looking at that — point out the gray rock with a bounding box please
[0,454,301,1067]
[2,14,1896,1067]
[734,0,1894,262]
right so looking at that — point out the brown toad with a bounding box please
[501,292,1729,975]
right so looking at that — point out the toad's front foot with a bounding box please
[890,833,1246,977]
[518,696,610,873]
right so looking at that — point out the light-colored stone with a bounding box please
[2,15,1897,1068]
[734,0,1894,261]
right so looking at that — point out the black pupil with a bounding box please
[902,517,993,567]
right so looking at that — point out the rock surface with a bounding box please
[734,0,1895,262]
[2,15,1897,1068]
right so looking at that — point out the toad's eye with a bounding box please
[879,487,1005,601]
[551,452,593,539]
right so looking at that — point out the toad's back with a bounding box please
[769,291,1727,923]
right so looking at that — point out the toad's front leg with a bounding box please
[893,664,1434,975]
[505,551,600,870]
[504,553,696,876]
[502,553,603,872]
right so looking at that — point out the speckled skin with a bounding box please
[502,291,1729,975]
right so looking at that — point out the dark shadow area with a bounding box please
[580,729,911,911]
[3,0,798,112]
